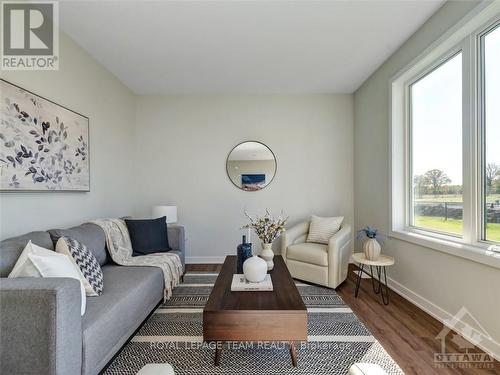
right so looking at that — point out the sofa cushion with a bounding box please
[48,223,108,266]
[56,237,104,296]
[28,249,87,315]
[8,241,49,278]
[307,215,344,244]
[287,242,328,266]
[81,265,164,375]
[125,217,171,256]
[0,231,53,277]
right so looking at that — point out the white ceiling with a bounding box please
[60,0,444,95]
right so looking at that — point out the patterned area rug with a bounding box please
[104,273,403,374]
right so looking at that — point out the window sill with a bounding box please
[390,229,500,270]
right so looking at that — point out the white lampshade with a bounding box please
[152,205,177,224]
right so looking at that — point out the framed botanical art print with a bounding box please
[0,79,90,191]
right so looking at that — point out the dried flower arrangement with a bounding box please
[242,209,288,244]
[356,226,386,245]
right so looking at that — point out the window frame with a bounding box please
[477,20,500,246]
[390,2,500,269]
[406,48,465,239]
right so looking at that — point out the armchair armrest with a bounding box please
[327,225,352,288]
[281,221,310,261]
[328,224,351,250]
[0,277,82,375]
[168,224,185,269]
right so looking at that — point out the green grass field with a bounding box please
[414,194,500,204]
[415,216,500,242]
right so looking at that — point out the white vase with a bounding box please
[260,242,274,271]
[243,255,267,282]
[363,238,381,260]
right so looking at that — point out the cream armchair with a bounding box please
[281,221,352,289]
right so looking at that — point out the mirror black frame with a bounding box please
[226,140,277,191]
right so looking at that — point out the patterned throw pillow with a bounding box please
[56,237,103,296]
[306,215,344,244]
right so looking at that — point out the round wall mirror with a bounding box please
[226,141,277,191]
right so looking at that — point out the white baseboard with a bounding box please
[387,276,500,361]
[186,256,226,264]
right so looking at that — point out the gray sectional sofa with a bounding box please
[0,222,185,375]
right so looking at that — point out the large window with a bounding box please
[481,24,500,243]
[391,4,500,267]
[410,53,463,236]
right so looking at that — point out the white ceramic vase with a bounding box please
[260,242,274,271]
[363,238,381,261]
[243,255,267,282]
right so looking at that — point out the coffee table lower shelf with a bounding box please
[203,310,307,366]
[202,256,308,367]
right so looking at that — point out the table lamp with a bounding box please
[152,205,177,224]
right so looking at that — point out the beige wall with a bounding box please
[227,160,276,189]
[354,1,500,359]
[0,32,136,239]
[134,94,354,262]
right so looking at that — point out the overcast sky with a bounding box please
[485,25,500,178]
[411,25,499,187]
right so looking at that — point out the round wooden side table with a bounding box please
[352,253,394,305]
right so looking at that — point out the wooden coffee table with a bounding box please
[203,255,307,366]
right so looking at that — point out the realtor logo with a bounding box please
[1,1,59,70]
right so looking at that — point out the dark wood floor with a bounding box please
[186,263,222,272]
[186,263,499,374]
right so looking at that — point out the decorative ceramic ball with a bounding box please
[243,255,267,283]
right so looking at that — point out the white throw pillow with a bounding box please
[306,215,344,244]
[28,251,87,315]
[56,237,103,296]
[8,240,50,278]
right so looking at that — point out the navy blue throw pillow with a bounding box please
[125,217,171,256]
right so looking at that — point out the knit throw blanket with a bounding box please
[90,218,182,300]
